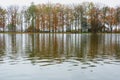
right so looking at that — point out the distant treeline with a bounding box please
[0,2,120,33]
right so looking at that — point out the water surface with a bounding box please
[0,33,120,80]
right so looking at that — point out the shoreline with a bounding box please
[0,31,119,34]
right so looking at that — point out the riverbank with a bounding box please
[0,31,120,34]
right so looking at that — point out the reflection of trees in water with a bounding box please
[80,34,89,61]
[0,34,5,58]
[89,34,99,58]
[26,34,120,62]
[88,34,120,59]
[1,33,120,65]
[28,34,61,58]
[111,34,120,58]
[7,34,19,60]
[26,34,64,64]
[27,34,90,64]
[11,34,17,53]
[102,34,120,58]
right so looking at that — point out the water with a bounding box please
[0,33,120,80]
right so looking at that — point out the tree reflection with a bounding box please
[80,34,89,61]
[0,33,120,65]
[0,34,5,57]
[89,34,99,58]
[11,34,17,53]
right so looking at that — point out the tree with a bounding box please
[7,6,19,32]
[0,7,6,32]
[87,2,100,33]
[101,6,109,32]
[27,2,37,32]
[106,7,116,32]
[74,4,87,32]
[114,7,120,32]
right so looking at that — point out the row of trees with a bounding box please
[0,2,120,33]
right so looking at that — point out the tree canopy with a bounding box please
[0,2,120,33]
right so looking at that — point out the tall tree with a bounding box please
[0,7,6,32]
[7,6,19,32]
[114,7,120,32]
[100,6,109,32]
[106,7,116,32]
[87,2,100,33]
[27,2,37,32]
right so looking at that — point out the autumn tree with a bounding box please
[1,2,120,33]
[0,7,6,32]
[7,6,19,32]
[101,6,109,32]
[87,2,101,33]
[65,5,74,32]
[114,7,120,32]
[73,4,87,32]
[106,7,116,32]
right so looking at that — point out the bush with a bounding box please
[7,24,16,31]
[25,26,40,32]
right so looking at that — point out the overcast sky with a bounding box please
[0,0,120,8]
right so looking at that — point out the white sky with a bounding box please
[0,0,120,8]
